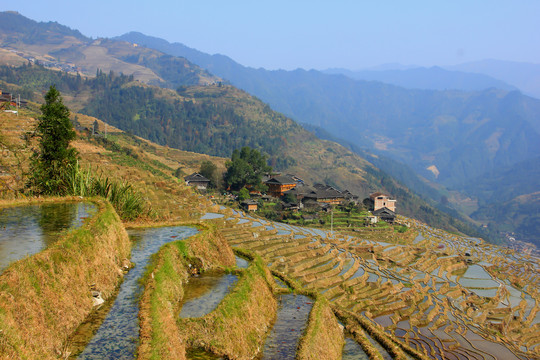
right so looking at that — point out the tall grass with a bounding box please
[64,161,149,220]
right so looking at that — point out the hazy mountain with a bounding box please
[462,156,540,205]
[447,59,540,99]
[0,12,218,87]
[2,12,537,244]
[0,62,486,240]
[360,63,420,71]
[115,32,540,190]
[472,192,540,248]
[322,66,517,92]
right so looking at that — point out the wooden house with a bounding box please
[265,175,297,197]
[184,173,210,190]
[242,199,258,212]
[303,184,345,205]
[373,207,396,224]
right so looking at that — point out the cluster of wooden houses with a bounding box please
[0,89,26,112]
[184,171,397,223]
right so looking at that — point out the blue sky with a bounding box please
[2,1,539,70]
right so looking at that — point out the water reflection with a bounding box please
[77,226,198,359]
[342,336,369,360]
[0,202,95,271]
[180,272,239,318]
[261,294,313,359]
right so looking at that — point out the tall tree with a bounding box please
[199,160,219,189]
[28,86,78,194]
[224,146,272,191]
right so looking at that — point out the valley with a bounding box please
[0,9,538,360]
[0,102,538,359]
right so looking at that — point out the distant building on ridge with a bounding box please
[184,173,210,190]
[369,192,396,212]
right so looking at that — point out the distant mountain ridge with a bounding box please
[1,12,537,245]
[322,66,517,92]
[115,31,540,188]
[0,11,89,43]
[447,59,540,99]
[0,12,219,87]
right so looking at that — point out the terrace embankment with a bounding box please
[0,197,130,359]
[138,225,277,360]
[297,296,345,360]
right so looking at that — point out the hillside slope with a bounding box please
[117,31,540,189]
[323,66,517,92]
[0,63,486,240]
[0,12,218,87]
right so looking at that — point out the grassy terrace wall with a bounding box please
[137,224,234,360]
[182,254,277,359]
[0,197,130,359]
[138,232,277,360]
[297,296,344,360]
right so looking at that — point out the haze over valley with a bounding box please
[0,3,539,359]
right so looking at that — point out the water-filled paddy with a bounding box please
[179,272,239,318]
[462,265,492,279]
[235,255,249,269]
[0,202,96,271]
[200,212,224,220]
[77,226,198,359]
[260,294,313,359]
[342,336,369,360]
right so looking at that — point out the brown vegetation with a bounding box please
[0,198,130,359]
[137,225,277,360]
[297,296,344,360]
[180,254,277,359]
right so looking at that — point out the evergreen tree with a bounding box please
[238,187,250,201]
[199,160,219,189]
[28,86,78,194]
[224,146,271,191]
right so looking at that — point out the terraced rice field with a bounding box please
[203,208,540,360]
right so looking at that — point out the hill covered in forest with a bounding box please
[0,63,487,241]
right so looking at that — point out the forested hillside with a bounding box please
[0,63,489,241]
[116,31,540,188]
[0,12,218,88]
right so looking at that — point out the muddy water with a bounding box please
[342,335,370,360]
[77,226,198,359]
[200,212,225,220]
[235,255,249,268]
[186,348,224,359]
[260,294,313,359]
[0,202,96,271]
[180,272,239,318]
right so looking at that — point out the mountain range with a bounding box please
[322,66,517,93]
[115,32,540,184]
[1,11,539,246]
[114,30,540,246]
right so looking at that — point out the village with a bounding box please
[0,89,26,113]
[184,171,402,231]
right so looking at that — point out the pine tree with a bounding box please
[224,146,271,191]
[28,86,78,194]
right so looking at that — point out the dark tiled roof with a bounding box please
[304,186,344,200]
[265,175,296,185]
[184,173,210,182]
[373,207,396,216]
[284,185,314,196]
[370,192,392,199]
[342,190,359,199]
